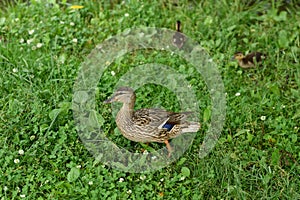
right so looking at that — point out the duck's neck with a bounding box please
[119,100,135,118]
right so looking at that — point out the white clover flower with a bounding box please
[281,105,285,108]
[142,150,148,155]
[72,38,78,43]
[20,194,25,198]
[20,38,24,43]
[3,186,8,191]
[27,39,34,45]
[45,180,49,184]
[124,13,129,17]
[127,190,132,194]
[76,165,81,168]
[14,159,20,164]
[28,29,35,35]
[180,176,185,181]
[70,22,75,26]
[260,116,266,121]
[111,71,116,76]
[36,43,43,48]
[119,178,124,182]
[13,68,18,73]
[187,84,192,88]
[139,175,146,180]
[15,18,19,22]
[60,21,65,24]
[18,149,24,155]
[235,92,241,97]
[151,156,157,160]
[88,181,93,185]
[160,178,164,182]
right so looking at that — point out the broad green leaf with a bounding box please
[181,167,190,177]
[67,167,80,182]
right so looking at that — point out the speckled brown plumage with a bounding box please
[232,52,266,68]
[172,20,186,49]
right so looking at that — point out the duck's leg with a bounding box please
[164,140,172,157]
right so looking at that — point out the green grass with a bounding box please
[1,0,299,199]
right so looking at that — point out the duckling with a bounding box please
[232,52,266,68]
[172,20,186,49]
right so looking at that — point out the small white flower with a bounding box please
[76,165,81,168]
[235,92,241,97]
[36,43,43,48]
[60,21,65,24]
[180,176,185,181]
[142,150,149,155]
[28,29,35,35]
[139,175,146,180]
[45,180,49,184]
[127,189,132,194]
[187,84,192,88]
[27,38,34,44]
[70,22,75,26]
[88,181,93,185]
[111,71,116,76]
[3,186,8,191]
[225,92,228,96]
[18,149,24,155]
[119,178,124,182]
[15,18,19,22]
[72,38,78,43]
[160,178,164,182]
[14,159,20,164]
[20,194,25,198]
[30,135,35,140]
[260,116,266,121]
[124,13,129,17]
[20,38,24,43]
[151,156,157,160]
[281,105,285,108]
[16,186,20,192]
[13,68,18,73]
[161,47,165,51]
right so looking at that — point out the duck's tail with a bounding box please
[181,122,201,133]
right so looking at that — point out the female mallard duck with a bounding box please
[104,87,200,157]
[232,52,266,68]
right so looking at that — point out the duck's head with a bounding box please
[232,52,245,61]
[104,87,135,104]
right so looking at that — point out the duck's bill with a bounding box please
[103,96,114,104]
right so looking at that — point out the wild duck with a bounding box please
[232,52,266,68]
[104,87,200,157]
[172,20,186,49]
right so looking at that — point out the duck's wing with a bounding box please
[246,52,266,63]
[133,108,193,128]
